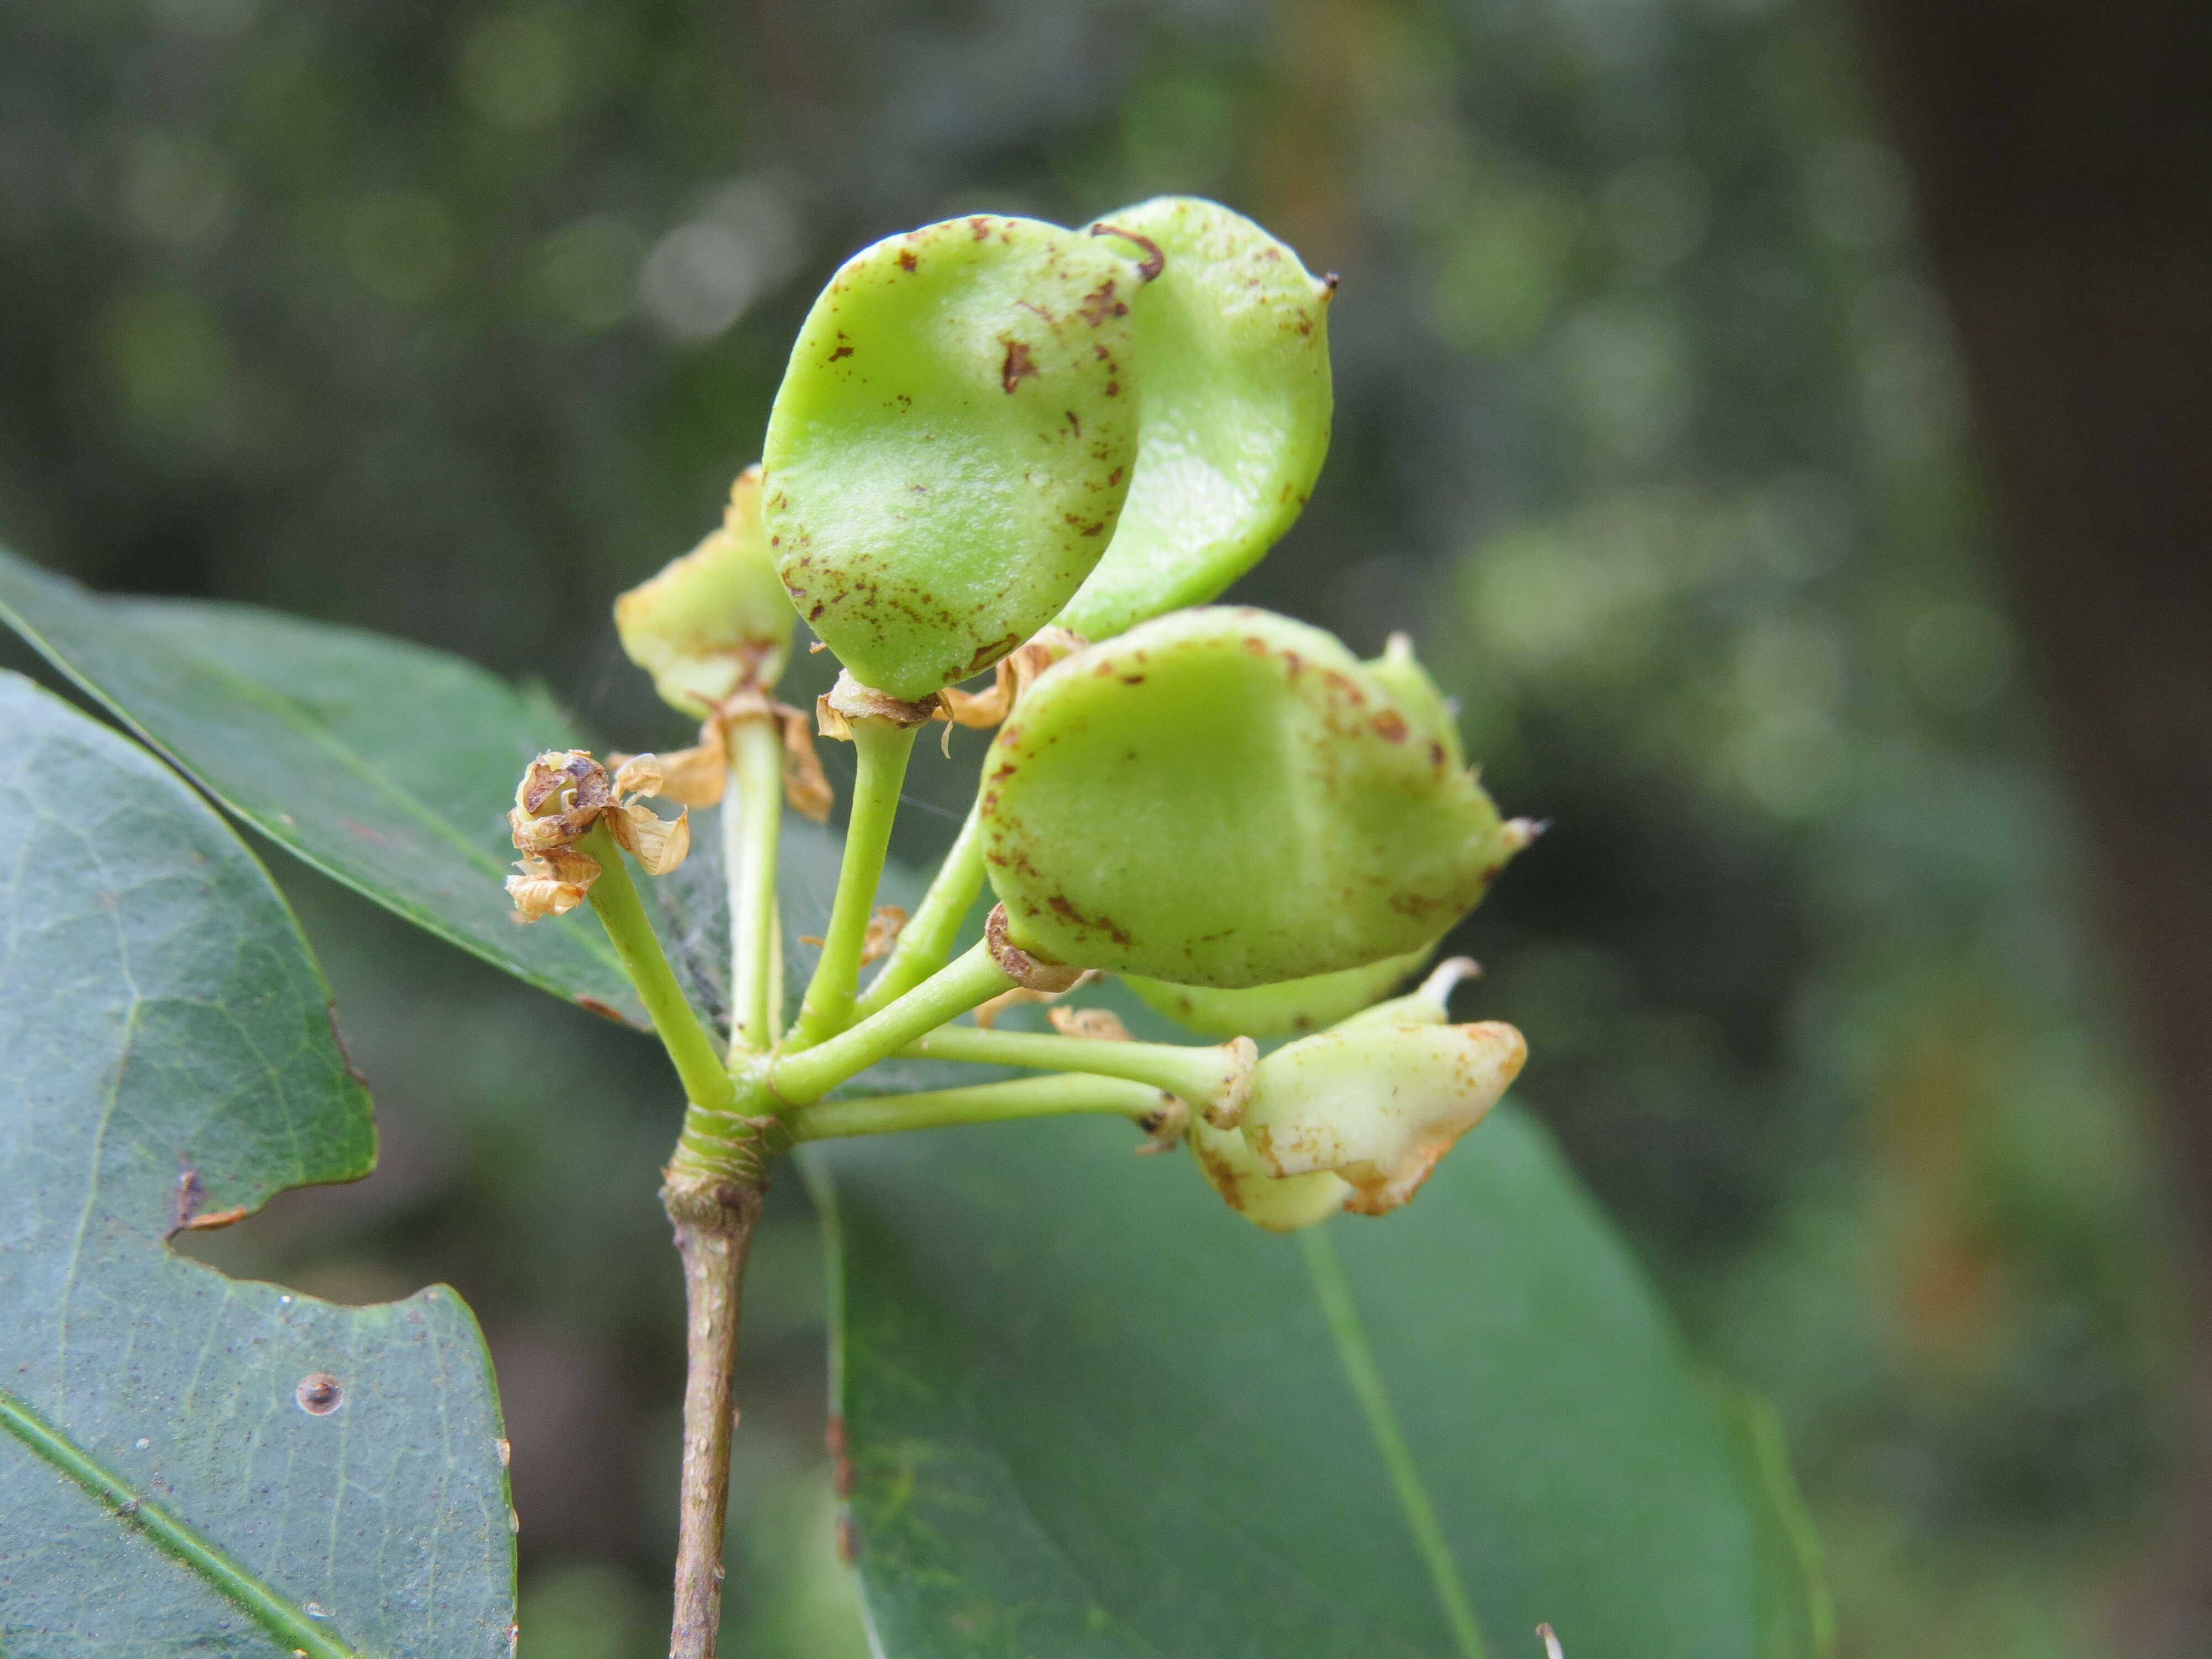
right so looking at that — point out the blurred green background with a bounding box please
[0,0,2187,1654]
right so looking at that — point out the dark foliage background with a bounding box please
[1,0,2194,1653]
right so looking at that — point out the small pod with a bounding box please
[762,215,1147,700]
[1188,1118,1353,1233]
[1240,1019,1527,1215]
[979,607,1525,988]
[615,466,794,716]
[1056,197,1334,641]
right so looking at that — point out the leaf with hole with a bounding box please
[0,672,514,1657]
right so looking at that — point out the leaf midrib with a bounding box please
[1302,1227,1491,1659]
[0,1385,366,1659]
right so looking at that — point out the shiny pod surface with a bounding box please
[614,465,794,716]
[1056,197,1334,641]
[763,215,1144,700]
[980,607,1520,987]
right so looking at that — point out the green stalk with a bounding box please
[724,715,786,1055]
[851,794,987,1022]
[792,1071,1165,1140]
[770,940,1011,1107]
[786,719,920,1050]
[581,821,734,1113]
[901,1021,1248,1111]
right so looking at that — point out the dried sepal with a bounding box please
[506,844,603,923]
[778,705,834,821]
[510,750,613,852]
[971,969,1102,1030]
[860,905,907,967]
[635,728,729,808]
[941,626,1088,729]
[503,747,691,921]
[984,902,1088,993]
[816,671,946,741]
[1046,1005,1131,1042]
[1135,1092,1189,1154]
[607,800,691,875]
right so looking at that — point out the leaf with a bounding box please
[0,547,648,1024]
[806,1094,1825,1659]
[0,672,514,1657]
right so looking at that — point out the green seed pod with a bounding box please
[1241,1019,1527,1214]
[761,215,1146,700]
[1124,945,1432,1039]
[614,466,794,717]
[1055,197,1334,641]
[1363,632,1463,769]
[979,607,1527,987]
[1188,1118,1352,1232]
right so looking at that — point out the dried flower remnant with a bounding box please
[939,626,1088,728]
[505,750,692,922]
[813,671,946,741]
[859,905,906,966]
[617,692,834,823]
[1046,1004,1130,1041]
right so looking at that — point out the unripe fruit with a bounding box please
[1364,632,1463,769]
[1055,197,1334,641]
[1241,1020,1527,1214]
[1188,1118,1352,1232]
[979,607,1525,987]
[615,466,793,717]
[1124,946,1432,1039]
[761,215,1145,700]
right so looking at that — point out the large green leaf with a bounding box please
[807,1099,1827,1659]
[0,547,648,1024]
[0,672,514,1656]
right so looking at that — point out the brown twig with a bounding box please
[662,1172,766,1659]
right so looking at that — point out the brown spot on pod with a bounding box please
[1000,338,1039,392]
